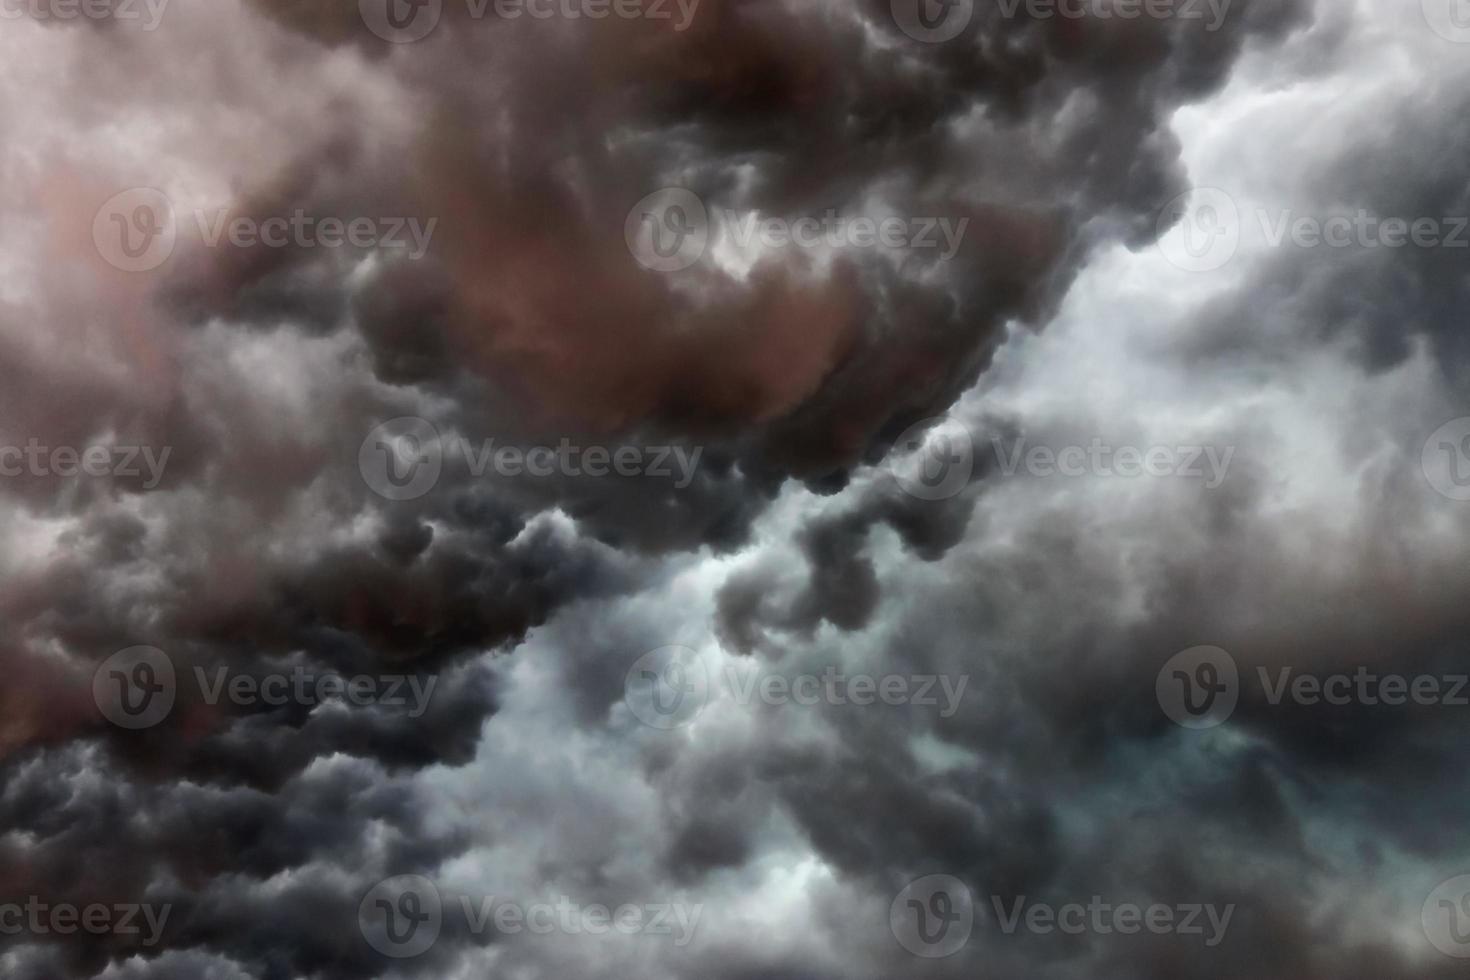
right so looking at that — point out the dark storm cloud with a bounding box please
[219,0,1314,475]
[1175,85,1470,376]
[646,31,1470,966]
[638,459,1470,979]
[0,0,1374,978]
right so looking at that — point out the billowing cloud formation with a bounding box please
[11,0,1470,977]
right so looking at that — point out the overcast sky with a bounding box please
[3,0,1470,977]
